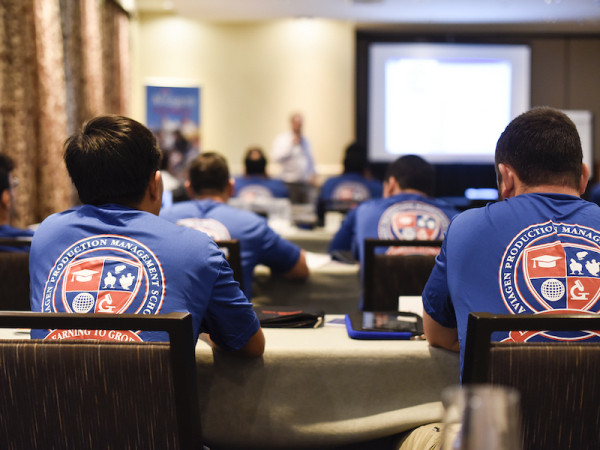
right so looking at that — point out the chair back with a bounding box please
[0,236,33,250]
[216,239,244,292]
[0,312,202,450]
[463,311,600,450]
[363,239,441,311]
[0,251,30,310]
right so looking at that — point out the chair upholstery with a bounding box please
[216,239,244,292]
[463,312,600,450]
[363,239,441,311]
[0,312,202,450]
[0,237,33,252]
[0,252,30,310]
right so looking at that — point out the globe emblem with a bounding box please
[72,292,95,313]
[540,278,565,302]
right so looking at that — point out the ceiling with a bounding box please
[134,0,600,28]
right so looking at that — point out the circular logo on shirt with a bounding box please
[176,218,231,241]
[377,202,449,241]
[41,235,166,341]
[237,185,274,201]
[332,182,370,202]
[499,221,600,342]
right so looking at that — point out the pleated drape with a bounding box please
[0,0,130,226]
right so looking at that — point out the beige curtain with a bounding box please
[0,0,130,226]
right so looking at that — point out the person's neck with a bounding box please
[193,194,227,203]
[398,188,426,196]
[516,184,581,197]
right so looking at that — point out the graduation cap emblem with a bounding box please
[70,268,99,282]
[531,255,562,268]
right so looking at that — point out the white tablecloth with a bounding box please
[196,316,460,449]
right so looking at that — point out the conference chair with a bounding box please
[362,239,441,311]
[463,311,600,450]
[0,236,33,250]
[215,239,244,292]
[0,311,202,450]
[0,248,30,311]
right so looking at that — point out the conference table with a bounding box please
[0,316,460,449]
[252,249,361,314]
[196,316,460,449]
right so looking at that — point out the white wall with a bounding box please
[131,14,355,177]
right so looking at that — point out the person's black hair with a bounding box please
[495,107,582,189]
[0,153,15,193]
[188,152,230,194]
[343,143,367,174]
[64,115,162,206]
[244,147,267,175]
[385,155,435,196]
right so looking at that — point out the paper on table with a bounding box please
[305,251,332,269]
[398,296,424,317]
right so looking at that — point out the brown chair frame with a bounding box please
[362,239,441,311]
[0,236,33,248]
[463,311,600,450]
[0,311,202,449]
[0,251,30,310]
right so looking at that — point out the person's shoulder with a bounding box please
[159,200,197,219]
[154,213,221,251]
[35,207,79,231]
[321,175,342,189]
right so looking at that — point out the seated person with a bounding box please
[329,154,459,266]
[233,147,289,201]
[0,153,34,251]
[318,143,382,216]
[161,152,309,299]
[29,115,264,356]
[422,107,599,378]
[587,179,600,206]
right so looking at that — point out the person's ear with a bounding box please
[383,177,399,198]
[184,180,195,199]
[498,163,516,199]
[150,170,164,203]
[579,163,591,195]
[228,178,235,197]
[0,189,10,210]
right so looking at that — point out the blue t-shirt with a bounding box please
[329,193,459,265]
[29,204,259,348]
[318,173,382,207]
[0,224,34,252]
[233,176,290,200]
[423,193,600,376]
[161,199,301,298]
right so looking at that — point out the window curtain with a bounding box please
[0,0,130,227]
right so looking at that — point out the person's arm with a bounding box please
[328,208,357,253]
[201,327,265,357]
[271,134,293,163]
[281,248,309,280]
[423,310,459,352]
[237,328,265,357]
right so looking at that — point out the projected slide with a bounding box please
[369,43,531,163]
